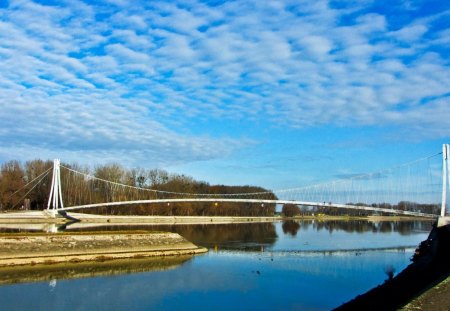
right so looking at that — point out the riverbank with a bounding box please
[334,223,450,310]
[67,212,282,224]
[292,215,430,221]
[0,231,207,267]
[0,210,433,225]
[66,213,432,224]
[401,276,450,310]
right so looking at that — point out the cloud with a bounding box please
[334,172,388,180]
[0,0,449,169]
[392,24,428,42]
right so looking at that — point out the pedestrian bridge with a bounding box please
[14,145,450,218]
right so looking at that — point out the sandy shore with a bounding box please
[0,232,207,267]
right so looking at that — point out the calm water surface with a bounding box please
[0,220,433,310]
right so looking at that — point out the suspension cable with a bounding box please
[60,165,267,197]
[11,170,51,209]
[60,151,442,198]
[6,166,52,200]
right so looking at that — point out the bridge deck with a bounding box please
[59,198,436,217]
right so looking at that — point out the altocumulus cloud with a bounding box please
[0,0,449,167]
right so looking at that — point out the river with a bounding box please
[0,220,433,310]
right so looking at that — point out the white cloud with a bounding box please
[156,33,197,62]
[109,11,148,30]
[300,35,333,57]
[392,23,428,42]
[0,0,449,170]
[111,29,154,50]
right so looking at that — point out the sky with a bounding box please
[0,0,449,190]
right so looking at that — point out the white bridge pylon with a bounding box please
[46,159,63,215]
[46,145,450,218]
[441,144,450,217]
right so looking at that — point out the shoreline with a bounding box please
[401,276,450,311]
[401,276,450,310]
[0,210,434,225]
[334,223,450,310]
[0,231,207,268]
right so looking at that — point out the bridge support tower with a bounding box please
[46,159,64,216]
[439,144,450,227]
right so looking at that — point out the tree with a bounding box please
[282,204,300,217]
[147,169,169,186]
[0,160,25,210]
[94,163,127,214]
[0,158,278,216]
[24,159,52,209]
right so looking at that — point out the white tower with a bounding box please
[47,159,64,215]
[441,144,449,217]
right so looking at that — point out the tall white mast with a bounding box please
[47,159,64,212]
[441,144,449,217]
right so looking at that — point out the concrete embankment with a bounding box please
[66,212,281,224]
[0,210,430,225]
[0,211,67,223]
[0,232,207,267]
[0,210,282,224]
[401,276,450,310]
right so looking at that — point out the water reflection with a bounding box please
[0,255,195,286]
[298,220,432,234]
[65,223,279,251]
[0,220,433,310]
[70,220,432,236]
[0,219,432,236]
[282,220,300,236]
[0,220,432,256]
[0,247,420,311]
[60,220,432,249]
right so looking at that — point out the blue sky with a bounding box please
[0,0,449,190]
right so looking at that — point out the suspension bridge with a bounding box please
[3,144,450,220]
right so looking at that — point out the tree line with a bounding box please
[0,159,276,216]
[1,159,439,217]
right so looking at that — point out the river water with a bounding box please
[0,220,433,310]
